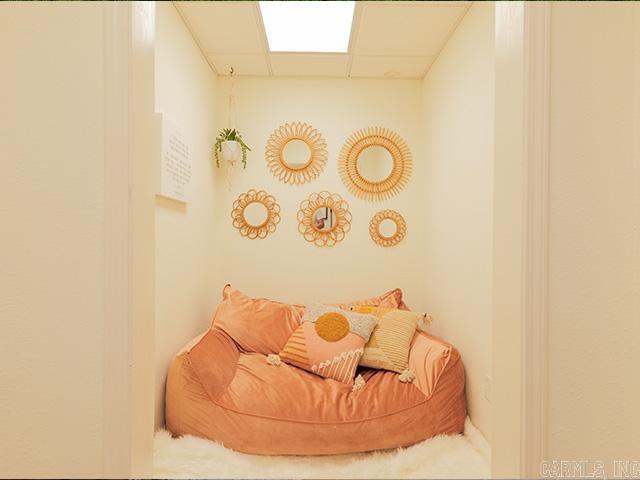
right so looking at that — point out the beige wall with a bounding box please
[420,2,495,441]
[547,2,640,467]
[153,3,222,428]
[7,3,640,476]
[213,76,428,312]
[0,3,107,477]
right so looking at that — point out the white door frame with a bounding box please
[493,2,550,478]
[103,2,133,477]
[102,1,551,477]
[521,2,550,477]
[103,2,156,477]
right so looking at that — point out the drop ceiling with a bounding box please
[173,1,471,79]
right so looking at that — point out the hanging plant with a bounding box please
[213,128,251,169]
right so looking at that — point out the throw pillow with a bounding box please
[350,306,421,374]
[278,303,377,384]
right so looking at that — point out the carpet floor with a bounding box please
[153,417,490,479]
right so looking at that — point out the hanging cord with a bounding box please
[226,67,237,191]
[228,67,237,129]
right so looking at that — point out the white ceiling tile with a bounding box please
[175,1,471,78]
[362,1,470,7]
[353,3,469,56]
[270,54,349,77]
[350,55,434,78]
[208,53,270,77]
[175,1,265,54]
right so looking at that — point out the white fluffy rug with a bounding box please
[154,417,490,479]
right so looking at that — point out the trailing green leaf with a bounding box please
[212,128,251,169]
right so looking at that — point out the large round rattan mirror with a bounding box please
[339,127,412,201]
[357,145,394,183]
[369,210,406,247]
[266,122,327,184]
[297,192,351,247]
[231,189,280,239]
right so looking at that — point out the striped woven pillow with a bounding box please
[278,303,377,384]
[350,306,420,374]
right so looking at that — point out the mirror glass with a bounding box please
[379,218,398,238]
[312,207,336,232]
[243,201,268,227]
[282,139,311,170]
[357,145,394,182]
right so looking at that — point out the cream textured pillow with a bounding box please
[351,306,420,374]
[278,303,377,384]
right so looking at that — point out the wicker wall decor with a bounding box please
[297,191,351,247]
[265,122,328,185]
[338,127,412,201]
[369,210,407,247]
[231,189,280,239]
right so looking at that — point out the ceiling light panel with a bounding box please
[259,1,355,53]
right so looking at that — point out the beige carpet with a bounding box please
[153,417,490,479]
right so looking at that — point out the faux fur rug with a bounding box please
[153,417,490,479]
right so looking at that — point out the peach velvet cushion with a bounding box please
[211,285,410,355]
[279,303,377,384]
[334,287,410,311]
[211,285,304,355]
[166,328,466,455]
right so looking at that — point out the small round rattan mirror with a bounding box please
[266,122,328,185]
[339,127,412,201]
[369,210,406,247]
[297,191,351,247]
[231,189,280,239]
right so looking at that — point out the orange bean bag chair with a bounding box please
[165,286,466,455]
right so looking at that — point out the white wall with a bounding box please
[420,2,495,440]
[213,77,428,312]
[153,3,222,428]
[547,2,640,468]
[1,3,106,477]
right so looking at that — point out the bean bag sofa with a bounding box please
[165,285,466,455]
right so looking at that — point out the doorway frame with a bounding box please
[493,1,550,478]
[105,1,553,477]
[103,1,156,477]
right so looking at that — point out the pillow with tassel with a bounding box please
[269,303,377,385]
[350,306,426,378]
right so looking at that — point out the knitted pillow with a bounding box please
[277,303,377,384]
[350,306,421,374]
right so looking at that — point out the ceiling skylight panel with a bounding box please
[259,1,355,53]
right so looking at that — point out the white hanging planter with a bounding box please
[213,67,251,191]
[220,140,243,192]
[221,140,242,164]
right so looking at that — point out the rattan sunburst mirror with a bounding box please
[297,191,351,247]
[369,210,407,247]
[265,122,328,185]
[338,127,412,201]
[231,189,280,239]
